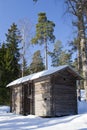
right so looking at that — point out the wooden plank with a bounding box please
[51,70,77,116]
[34,79,51,116]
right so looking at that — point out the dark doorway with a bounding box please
[22,83,33,115]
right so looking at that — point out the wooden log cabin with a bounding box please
[7,65,82,117]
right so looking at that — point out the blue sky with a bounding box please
[0,0,75,43]
[0,0,75,67]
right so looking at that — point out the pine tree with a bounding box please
[31,13,55,69]
[59,51,72,65]
[49,40,62,67]
[50,40,72,67]
[29,50,45,74]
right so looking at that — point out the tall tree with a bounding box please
[68,37,82,70]
[59,51,72,65]
[31,13,55,69]
[6,23,21,80]
[66,0,87,100]
[0,43,6,76]
[29,50,45,74]
[50,40,72,67]
[0,23,21,104]
[0,43,10,104]
[19,18,33,77]
[49,40,62,67]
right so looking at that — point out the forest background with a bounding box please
[0,0,87,104]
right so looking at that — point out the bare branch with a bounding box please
[68,0,77,16]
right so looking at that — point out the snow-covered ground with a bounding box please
[0,90,87,130]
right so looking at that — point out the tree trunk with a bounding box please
[44,39,48,70]
[77,2,87,101]
[22,41,25,77]
[77,52,81,101]
[77,43,82,101]
[80,38,87,101]
[79,15,87,101]
[22,55,24,77]
[66,0,87,101]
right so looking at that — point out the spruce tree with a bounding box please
[6,23,21,80]
[0,23,21,104]
[0,43,10,104]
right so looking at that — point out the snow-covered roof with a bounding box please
[6,65,82,87]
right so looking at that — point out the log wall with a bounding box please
[51,70,77,116]
[34,77,51,116]
[11,85,22,114]
[11,69,78,117]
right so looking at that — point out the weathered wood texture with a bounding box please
[22,82,34,115]
[34,77,51,116]
[11,85,22,114]
[51,70,77,116]
[11,82,35,115]
[11,69,78,117]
